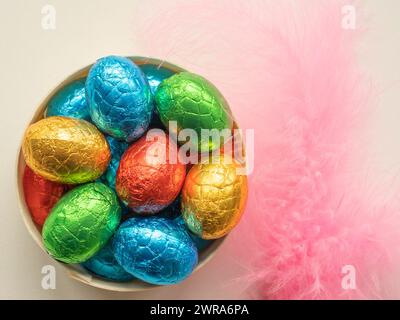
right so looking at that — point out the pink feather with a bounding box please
[134,0,400,299]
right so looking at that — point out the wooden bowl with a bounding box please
[16,56,240,292]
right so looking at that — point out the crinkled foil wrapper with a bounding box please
[113,216,198,285]
[22,116,110,184]
[155,72,233,152]
[42,183,121,263]
[116,132,186,214]
[182,156,248,239]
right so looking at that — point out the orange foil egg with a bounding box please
[22,116,110,184]
[182,155,248,239]
[116,131,186,214]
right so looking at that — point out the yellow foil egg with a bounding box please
[22,116,111,184]
[182,155,248,239]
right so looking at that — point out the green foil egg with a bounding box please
[42,183,121,264]
[155,72,233,152]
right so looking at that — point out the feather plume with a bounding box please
[134,0,400,299]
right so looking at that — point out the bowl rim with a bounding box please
[15,56,240,292]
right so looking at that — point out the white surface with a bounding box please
[1,0,400,299]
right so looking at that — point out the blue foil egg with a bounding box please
[97,136,130,215]
[141,64,175,129]
[46,78,90,121]
[113,217,198,285]
[82,240,134,282]
[101,136,128,190]
[86,56,153,142]
[139,64,175,95]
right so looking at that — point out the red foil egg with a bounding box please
[116,131,186,214]
[22,166,68,226]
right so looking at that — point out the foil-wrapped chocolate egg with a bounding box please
[99,136,128,190]
[86,56,153,142]
[182,155,248,239]
[22,116,110,184]
[22,166,68,226]
[116,131,186,214]
[112,216,198,285]
[139,64,175,95]
[45,78,90,121]
[155,72,233,152]
[82,239,134,282]
[42,183,121,263]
